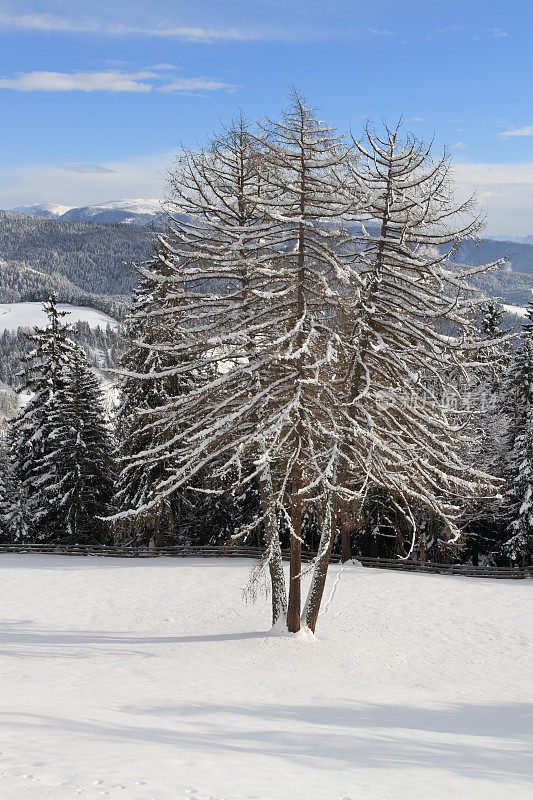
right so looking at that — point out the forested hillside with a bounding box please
[0,258,124,317]
[449,237,533,274]
[0,211,153,295]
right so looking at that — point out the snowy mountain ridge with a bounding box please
[10,199,162,226]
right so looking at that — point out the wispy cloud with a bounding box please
[471,27,509,41]
[0,11,266,41]
[159,78,236,93]
[0,69,237,93]
[452,141,466,149]
[368,28,395,36]
[58,163,115,174]
[0,70,154,92]
[499,126,533,138]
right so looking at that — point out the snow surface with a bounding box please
[0,302,117,332]
[503,304,528,318]
[0,555,531,800]
[11,203,74,217]
[83,199,161,215]
[9,199,161,218]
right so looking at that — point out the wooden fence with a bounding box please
[0,542,530,579]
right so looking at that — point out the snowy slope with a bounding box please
[0,302,117,332]
[0,555,531,800]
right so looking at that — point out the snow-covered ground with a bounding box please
[0,302,117,332]
[503,304,528,318]
[0,555,531,800]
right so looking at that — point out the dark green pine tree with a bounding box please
[10,295,77,540]
[0,433,22,542]
[41,345,116,544]
[502,304,533,565]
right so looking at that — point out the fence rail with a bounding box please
[0,543,530,579]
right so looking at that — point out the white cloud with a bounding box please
[453,161,533,236]
[0,11,260,41]
[499,126,533,137]
[0,69,236,93]
[0,70,154,92]
[454,162,533,186]
[158,78,237,93]
[451,141,466,149]
[58,163,115,174]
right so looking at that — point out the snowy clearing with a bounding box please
[0,302,117,333]
[0,555,531,800]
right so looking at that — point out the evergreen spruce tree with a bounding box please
[502,305,533,565]
[0,433,21,542]
[10,295,77,540]
[41,345,115,544]
[10,296,115,543]
[461,300,510,564]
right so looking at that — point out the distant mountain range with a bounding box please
[10,199,162,226]
[9,199,533,244]
[486,234,533,245]
[1,204,533,318]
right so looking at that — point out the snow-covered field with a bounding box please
[0,555,531,800]
[0,302,117,332]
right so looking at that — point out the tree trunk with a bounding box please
[287,462,303,632]
[257,439,287,626]
[305,500,336,633]
[419,530,427,567]
[286,147,306,633]
[340,517,352,562]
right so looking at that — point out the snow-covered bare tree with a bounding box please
[111,115,289,622]
[111,95,364,631]
[111,103,506,633]
[113,257,187,546]
[252,90,363,631]
[310,122,501,616]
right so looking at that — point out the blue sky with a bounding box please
[0,0,532,234]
